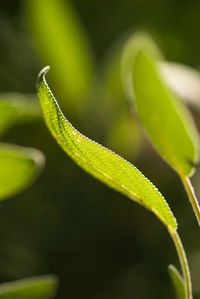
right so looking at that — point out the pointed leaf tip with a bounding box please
[36,66,50,88]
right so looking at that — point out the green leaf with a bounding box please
[0,93,40,136]
[0,275,58,299]
[132,51,200,177]
[121,31,163,102]
[0,143,45,200]
[24,0,95,107]
[168,264,185,299]
[37,66,177,231]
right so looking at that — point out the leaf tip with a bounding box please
[36,66,50,88]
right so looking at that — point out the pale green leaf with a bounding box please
[168,264,185,299]
[0,143,45,200]
[132,51,199,177]
[0,93,40,136]
[159,62,200,108]
[24,0,95,107]
[37,66,177,231]
[0,275,58,299]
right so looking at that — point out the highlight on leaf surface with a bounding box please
[0,275,58,299]
[37,66,177,231]
[132,51,200,177]
[0,143,45,200]
[168,264,185,299]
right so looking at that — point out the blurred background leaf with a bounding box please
[0,143,45,200]
[121,31,163,102]
[0,275,58,299]
[23,0,96,113]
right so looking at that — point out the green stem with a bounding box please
[180,175,200,226]
[170,230,192,299]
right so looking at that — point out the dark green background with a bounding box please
[0,0,200,298]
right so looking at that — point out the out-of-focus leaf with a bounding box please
[37,66,177,231]
[0,93,40,136]
[0,101,18,136]
[159,62,200,108]
[132,51,199,177]
[0,143,45,200]
[121,31,163,102]
[24,0,95,108]
[168,264,185,299]
[0,275,58,299]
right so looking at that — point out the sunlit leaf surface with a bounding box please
[168,265,185,299]
[0,143,45,200]
[37,66,177,231]
[132,51,199,177]
[0,275,58,299]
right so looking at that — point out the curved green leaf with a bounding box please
[0,143,45,200]
[24,0,95,107]
[132,51,199,177]
[168,264,185,299]
[0,275,58,299]
[37,66,177,231]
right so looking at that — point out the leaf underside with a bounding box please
[132,51,199,177]
[37,66,176,231]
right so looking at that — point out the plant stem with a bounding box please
[170,230,192,299]
[180,175,200,226]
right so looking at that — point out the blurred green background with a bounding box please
[0,0,200,298]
